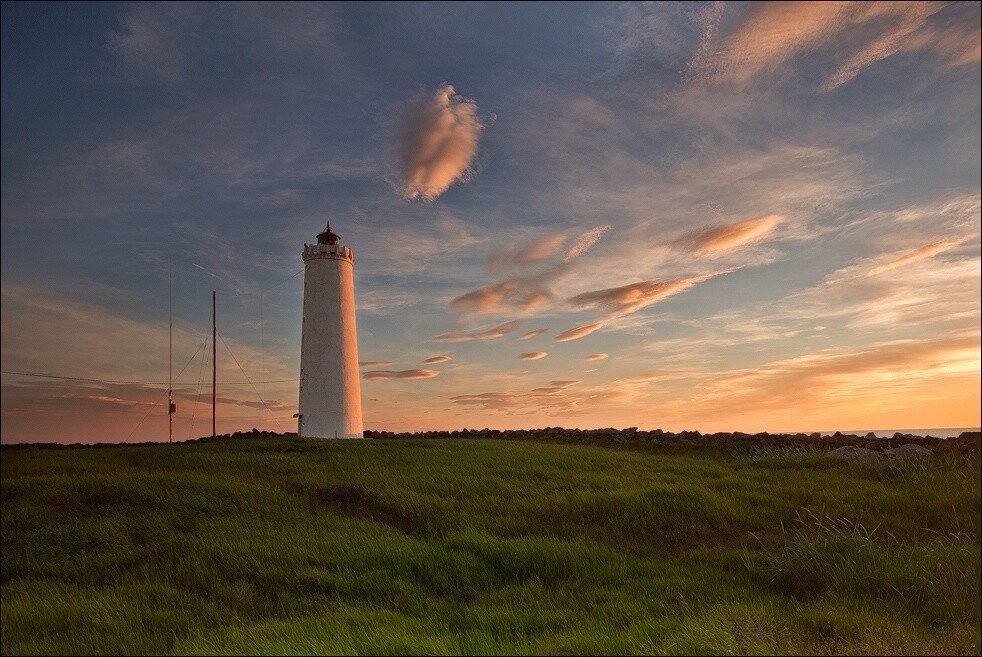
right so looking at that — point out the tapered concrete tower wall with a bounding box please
[298,226,363,439]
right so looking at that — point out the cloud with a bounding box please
[563,224,612,262]
[586,353,609,361]
[687,2,975,90]
[519,352,548,360]
[520,329,548,340]
[452,223,611,316]
[450,279,554,314]
[868,239,967,277]
[362,369,440,381]
[671,215,782,254]
[680,331,981,423]
[423,355,452,364]
[106,3,201,83]
[490,234,567,271]
[433,320,523,342]
[568,274,714,318]
[359,361,395,367]
[533,380,581,393]
[448,392,519,411]
[555,322,603,342]
[451,378,627,417]
[398,84,484,201]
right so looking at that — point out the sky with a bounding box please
[1,1,980,443]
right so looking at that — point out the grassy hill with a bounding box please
[2,437,979,655]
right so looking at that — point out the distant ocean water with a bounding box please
[818,427,980,439]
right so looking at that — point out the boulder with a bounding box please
[883,444,933,459]
[827,446,879,460]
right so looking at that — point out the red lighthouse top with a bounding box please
[316,222,341,245]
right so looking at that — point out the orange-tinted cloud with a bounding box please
[519,352,548,360]
[520,329,548,340]
[689,2,974,90]
[450,279,552,314]
[451,379,626,417]
[490,234,567,271]
[672,215,782,254]
[359,360,395,367]
[363,369,439,380]
[448,392,519,411]
[568,275,711,318]
[433,320,523,342]
[682,331,981,424]
[422,355,452,364]
[868,239,966,277]
[554,322,603,342]
[586,353,608,361]
[399,84,483,201]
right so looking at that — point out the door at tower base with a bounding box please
[297,224,364,439]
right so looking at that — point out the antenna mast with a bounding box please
[168,265,174,443]
[212,290,217,439]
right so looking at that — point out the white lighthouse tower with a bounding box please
[297,223,364,438]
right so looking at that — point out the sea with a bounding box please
[817,427,980,439]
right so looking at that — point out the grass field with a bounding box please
[2,437,979,655]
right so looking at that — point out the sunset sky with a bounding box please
[2,2,980,443]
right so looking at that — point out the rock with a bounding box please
[957,431,981,440]
[864,432,878,439]
[827,446,879,460]
[884,444,933,459]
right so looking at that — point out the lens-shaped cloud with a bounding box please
[586,353,608,361]
[555,322,603,342]
[398,84,483,201]
[519,352,548,360]
[520,329,548,340]
[423,355,452,364]
[359,360,395,367]
[433,320,523,342]
[363,369,439,380]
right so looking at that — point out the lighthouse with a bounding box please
[297,223,364,438]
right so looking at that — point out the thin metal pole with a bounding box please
[168,265,173,444]
[212,290,217,439]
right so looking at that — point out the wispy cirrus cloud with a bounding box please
[563,224,612,262]
[687,2,978,91]
[106,3,202,84]
[554,322,603,342]
[433,320,523,342]
[422,355,452,364]
[398,84,484,201]
[868,239,968,276]
[363,369,439,380]
[519,352,548,360]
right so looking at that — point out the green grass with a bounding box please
[1,437,979,655]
